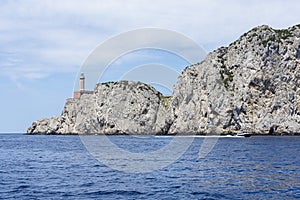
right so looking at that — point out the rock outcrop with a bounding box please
[28,24,300,135]
[168,24,300,135]
[28,81,170,134]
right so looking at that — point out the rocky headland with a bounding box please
[27,24,300,135]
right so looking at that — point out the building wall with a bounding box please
[73,91,93,99]
[73,91,81,99]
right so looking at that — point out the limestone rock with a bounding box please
[27,81,169,134]
[27,24,300,135]
[168,24,300,135]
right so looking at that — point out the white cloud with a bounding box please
[0,0,299,84]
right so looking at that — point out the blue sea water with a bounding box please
[0,134,299,200]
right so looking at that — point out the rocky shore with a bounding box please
[27,24,300,135]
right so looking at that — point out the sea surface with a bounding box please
[0,134,299,200]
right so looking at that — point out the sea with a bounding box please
[0,134,299,200]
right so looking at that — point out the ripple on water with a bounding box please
[0,134,299,199]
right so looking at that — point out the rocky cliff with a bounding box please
[28,24,300,135]
[169,24,300,135]
[27,81,169,134]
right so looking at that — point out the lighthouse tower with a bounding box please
[80,73,85,91]
[73,72,92,99]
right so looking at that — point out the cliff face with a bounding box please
[169,25,300,135]
[28,24,300,135]
[28,81,169,134]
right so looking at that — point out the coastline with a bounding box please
[27,25,300,136]
[24,132,300,136]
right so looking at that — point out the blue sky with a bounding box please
[0,0,299,133]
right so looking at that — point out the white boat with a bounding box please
[236,132,252,137]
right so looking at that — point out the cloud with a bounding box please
[0,0,299,84]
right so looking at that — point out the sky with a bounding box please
[0,0,299,133]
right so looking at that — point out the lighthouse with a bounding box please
[80,73,85,91]
[73,73,92,99]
